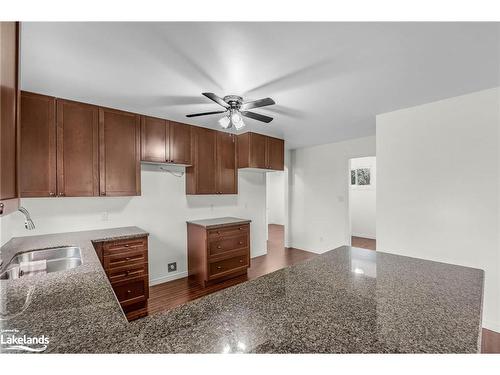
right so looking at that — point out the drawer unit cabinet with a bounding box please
[94,235,149,321]
[187,219,250,287]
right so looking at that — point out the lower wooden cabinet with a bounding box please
[93,236,149,321]
[187,222,250,287]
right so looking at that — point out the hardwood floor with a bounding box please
[147,225,499,353]
[351,236,376,250]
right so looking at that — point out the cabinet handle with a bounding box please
[49,192,55,197]
[124,244,129,247]
[100,192,106,196]
[125,271,130,276]
[125,257,130,261]
[127,290,132,294]
[238,227,242,230]
[217,245,221,249]
[239,259,243,263]
[239,241,243,245]
[58,192,65,197]
[0,203,4,215]
[217,266,222,270]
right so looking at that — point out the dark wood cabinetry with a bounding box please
[187,221,250,287]
[0,22,19,215]
[18,92,282,198]
[186,127,237,194]
[169,121,192,164]
[141,116,168,163]
[56,99,99,197]
[140,117,192,165]
[20,92,57,197]
[20,94,140,198]
[98,107,141,196]
[216,131,237,194]
[238,132,284,171]
[93,236,149,321]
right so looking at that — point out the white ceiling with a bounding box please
[20,22,500,149]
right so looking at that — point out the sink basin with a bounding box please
[0,246,82,280]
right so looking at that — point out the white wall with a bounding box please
[289,136,376,253]
[349,156,376,239]
[0,165,267,285]
[266,171,285,226]
[377,87,500,332]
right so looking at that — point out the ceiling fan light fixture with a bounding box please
[230,109,245,130]
[218,115,231,129]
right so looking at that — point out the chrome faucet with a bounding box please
[18,207,35,230]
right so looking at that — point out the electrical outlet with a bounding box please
[168,262,177,272]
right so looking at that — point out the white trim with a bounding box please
[149,271,188,286]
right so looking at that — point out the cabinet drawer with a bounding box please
[103,248,147,270]
[208,234,249,257]
[207,224,249,239]
[102,237,147,255]
[106,262,147,283]
[112,277,147,305]
[208,252,249,279]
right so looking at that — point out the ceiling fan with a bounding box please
[186,93,275,130]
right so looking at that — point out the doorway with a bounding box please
[348,156,376,250]
[266,171,285,253]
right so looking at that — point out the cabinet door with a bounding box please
[249,133,267,169]
[56,99,99,197]
[20,92,57,197]
[216,132,237,194]
[140,116,168,163]
[99,108,141,196]
[169,122,192,164]
[0,22,18,208]
[194,127,217,194]
[266,136,284,170]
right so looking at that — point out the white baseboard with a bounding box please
[150,271,188,286]
[483,320,500,333]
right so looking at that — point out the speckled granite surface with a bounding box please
[1,231,484,353]
[0,227,148,353]
[186,217,251,228]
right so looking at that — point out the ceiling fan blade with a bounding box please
[186,110,226,118]
[240,111,273,123]
[202,92,229,108]
[241,97,275,110]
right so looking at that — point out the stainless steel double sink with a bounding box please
[0,246,82,280]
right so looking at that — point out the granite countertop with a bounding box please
[0,227,149,353]
[1,230,484,353]
[186,217,251,229]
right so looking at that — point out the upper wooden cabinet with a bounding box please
[99,107,141,196]
[186,127,237,195]
[141,116,168,163]
[56,99,99,197]
[140,117,192,165]
[169,121,192,165]
[216,131,237,194]
[20,92,57,197]
[237,132,284,171]
[0,22,19,215]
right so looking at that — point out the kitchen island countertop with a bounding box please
[1,230,484,353]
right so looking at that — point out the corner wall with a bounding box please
[288,136,376,253]
[377,87,500,332]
